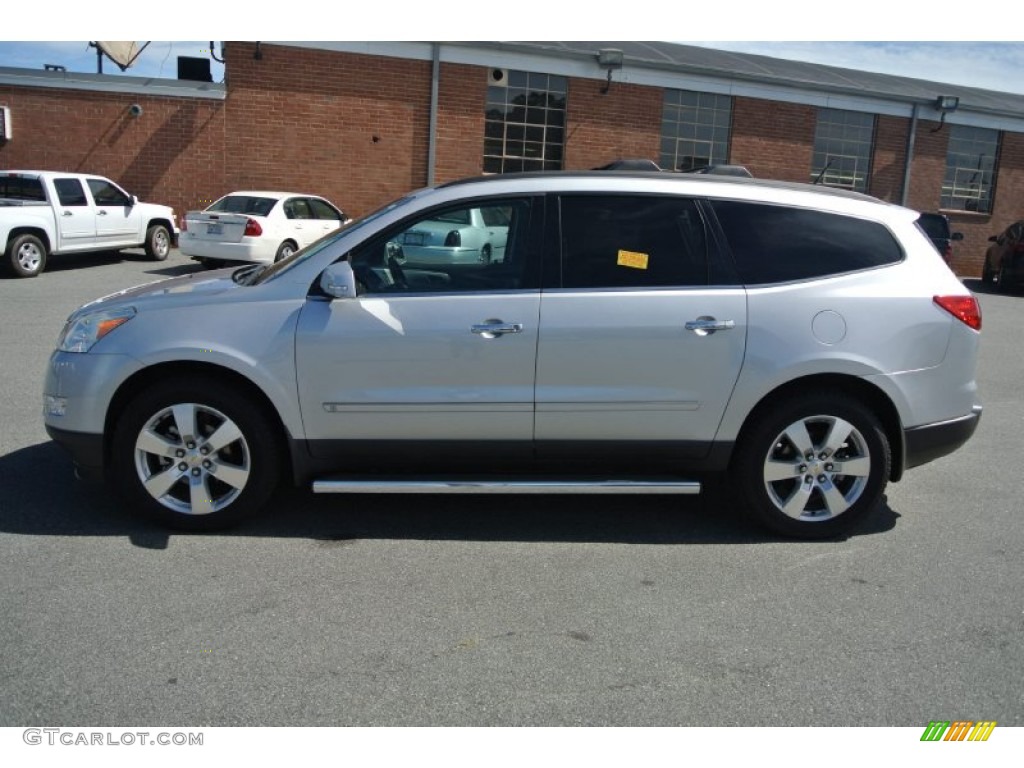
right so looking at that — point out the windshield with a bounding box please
[252,193,418,284]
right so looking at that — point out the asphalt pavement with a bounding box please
[0,248,1021,726]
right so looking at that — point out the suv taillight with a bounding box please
[934,295,982,331]
[244,218,263,237]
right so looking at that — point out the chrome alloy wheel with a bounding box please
[17,240,43,272]
[761,414,872,522]
[133,402,251,515]
[152,228,170,258]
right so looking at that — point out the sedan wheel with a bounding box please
[735,393,889,539]
[112,378,280,530]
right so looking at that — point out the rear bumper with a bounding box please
[904,405,982,470]
[45,424,105,483]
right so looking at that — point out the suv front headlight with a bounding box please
[57,307,136,353]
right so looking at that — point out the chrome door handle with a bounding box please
[62,211,73,217]
[685,316,735,336]
[471,320,523,339]
[98,210,108,216]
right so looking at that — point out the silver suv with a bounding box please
[42,172,982,539]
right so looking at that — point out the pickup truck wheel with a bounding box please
[735,393,889,539]
[145,224,171,261]
[7,234,48,277]
[111,378,281,530]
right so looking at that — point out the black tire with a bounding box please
[110,377,281,531]
[480,244,492,264]
[145,224,171,261]
[981,259,995,285]
[734,392,890,539]
[274,240,298,262]
[997,264,1013,292]
[7,233,48,277]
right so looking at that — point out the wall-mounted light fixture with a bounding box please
[931,95,960,132]
[597,48,624,95]
[128,104,143,118]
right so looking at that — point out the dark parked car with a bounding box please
[917,212,963,265]
[982,220,1024,290]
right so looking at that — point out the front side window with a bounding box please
[712,200,902,284]
[86,179,131,206]
[810,108,875,192]
[941,125,999,213]
[660,90,732,172]
[484,70,567,174]
[54,178,87,207]
[309,198,344,221]
[349,199,533,294]
[559,195,708,289]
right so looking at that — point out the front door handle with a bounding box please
[685,316,736,336]
[98,210,108,216]
[471,320,523,339]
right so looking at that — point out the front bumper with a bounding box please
[904,405,983,470]
[45,424,105,482]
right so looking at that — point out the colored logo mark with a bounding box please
[920,720,996,741]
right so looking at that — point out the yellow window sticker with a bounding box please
[617,249,649,270]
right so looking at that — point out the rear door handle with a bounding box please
[685,316,735,336]
[471,320,523,339]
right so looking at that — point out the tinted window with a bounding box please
[208,195,277,216]
[559,195,708,289]
[711,200,902,285]
[54,178,88,207]
[284,198,313,219]
[87,179,131,206]
[309,198,343,221]
[0,175,45,201]
[349,199,533,294]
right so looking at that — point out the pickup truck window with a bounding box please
[54,178,88,207]
[87,179,131,207]
[0,176,46,201]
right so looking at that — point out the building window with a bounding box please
[941,125,999,213]
[660,90,732,172]
[810,108,875,192]
[484,70,567,174]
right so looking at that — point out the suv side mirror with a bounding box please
[129,194,138,207]
[319,261,357,299]
[988,235,998,243]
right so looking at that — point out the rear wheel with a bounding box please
[275,240,297,262]
[111,378,281,530]
[7,233,47,277]
[145,224,171,261]
[734,393,889,539]
[981,259,995,284]
[997,264,1013,292]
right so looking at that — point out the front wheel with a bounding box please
[981,260,995,284]
[7,233,48,277]
[145,224,171,261]
[111,378,281,530]
[734,393,890,539]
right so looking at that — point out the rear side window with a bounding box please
[0,176,46,201]
[711,200,903,285]
[559,195,708,288]
[54,178,88,207]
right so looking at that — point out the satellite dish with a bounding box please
[91,42,150,72]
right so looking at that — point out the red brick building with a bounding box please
[3,41,1024,276]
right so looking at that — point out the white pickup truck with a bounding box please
[0,171,179,278]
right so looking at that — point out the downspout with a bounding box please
[900,103,919,207]
[427,43,440,186]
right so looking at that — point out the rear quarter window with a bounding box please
[0,176,46,201]
[711,200,903,285]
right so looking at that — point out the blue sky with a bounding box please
[1,40,1022,96]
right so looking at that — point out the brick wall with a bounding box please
[730,97,816,182]
[0,84,224,220]
[563,77,662,169]
[435,62,486,182]
[224,42,432,219]
[870,115,908,204]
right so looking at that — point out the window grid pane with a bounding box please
[483,69,568,174]
[941,125,999,212]
[660,89,732,172]
[810,108,875,193]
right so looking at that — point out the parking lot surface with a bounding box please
[1,248,1021,726]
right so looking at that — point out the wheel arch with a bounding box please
[104,361,298,484]
[5,227,51,254]
[730,373,905,482]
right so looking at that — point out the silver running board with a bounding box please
[312,479,701,495]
